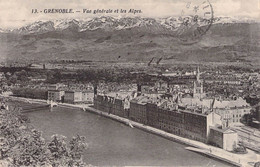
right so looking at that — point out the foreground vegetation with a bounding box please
[0,102,89,167]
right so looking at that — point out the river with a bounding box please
[11,101,233,166]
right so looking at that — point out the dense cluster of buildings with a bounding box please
[93,68,250,151]
[93,93,240,151]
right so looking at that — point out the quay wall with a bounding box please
[83,106,241,167]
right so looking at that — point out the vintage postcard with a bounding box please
[0,0,259,166]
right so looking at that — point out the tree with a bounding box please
[15,70,28,82]
[11,129,49,166]
[241,113,253,125]
[68,135,87,167]
[9,74,18,84]
[47,134,87,167]
[48,135,69,167]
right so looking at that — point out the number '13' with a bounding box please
[32,9,38,13]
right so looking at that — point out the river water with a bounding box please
[12,101,232,166]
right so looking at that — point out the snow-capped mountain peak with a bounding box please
[2,16,259,34]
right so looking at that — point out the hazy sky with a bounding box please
[0,0,259,28]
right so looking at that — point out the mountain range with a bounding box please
[1,16,258,34]
[0,16,259,65]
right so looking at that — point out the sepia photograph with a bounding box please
[0,0,259,166]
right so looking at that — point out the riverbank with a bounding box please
[5,96,260,167]
[58,103,258,167]
[83,106,243,166]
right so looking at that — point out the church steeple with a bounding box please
[196,66,200,82]
[193,66,204,99]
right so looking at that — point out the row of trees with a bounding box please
[0,103,89,167]
[12,88,47,100]
[45,69,161,84]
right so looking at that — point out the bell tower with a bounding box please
[196,66,200,81]
[193,66,204,98]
